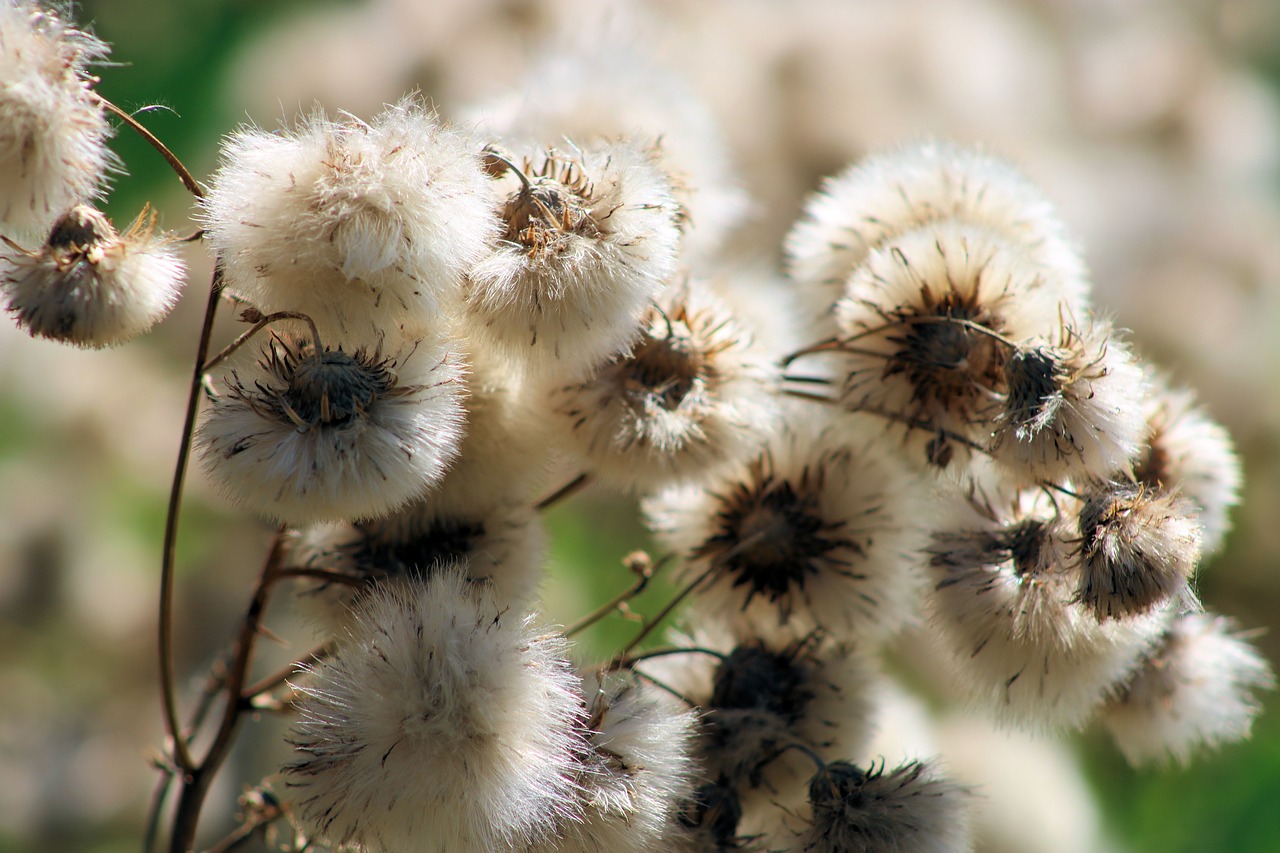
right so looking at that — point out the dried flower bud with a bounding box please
[1103,612,1274,766]
[927,492,1167,729]
[793,759,972,853]
[2,204,185,347]
[833,223,1061,470]
[285,569,587,852]
[195,330,467,525]
[464,140,682,381]
[0,2,113,232]
[1076,482,1203,620]
[553,279,782,491]
[990,322,1147,484]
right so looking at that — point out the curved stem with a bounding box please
[168,532,288,853]
[565,552,662,638]
[160,266,223,775]
[202,310,323,375]
[96,96,205,199]
[535,472,590,511]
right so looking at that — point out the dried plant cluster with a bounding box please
[0,2,1273,852]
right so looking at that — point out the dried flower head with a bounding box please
[672,779,750,853]
[990,321,1147,484]
[833,223,1061,470]
[1076,481,1203,620]
[465,140,682,381]
[786,140,1088,335]
[553,279,781,491]
[1135,377,1242,555]
[927,491,1168,728]
[2,203,185,347]
[201,97,496,344]
[645,420,921,643]
[284,569,587,852]
[0,2,113,232]
[195,330,467,525]
[535,671,697,853]
[791,759,972,853]
[288,498,546,636]
[1103,612,1274,766]
[467,46,749,260]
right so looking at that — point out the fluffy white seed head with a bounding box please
[195,328,467,525]
[833,223,1063,471]
[287,500,547,637]
[644,418,923,644]
[467,46,749,260]
[1075,482,1203,621]
[464,140,683,381]
[788,759,973,853]
[284,569,587,852]
[926,491,1168,729]
[0,2,112,233]
[1135,377,1242,555]
[552,278,782,491]
[533,671,698,853]
[2,204,185,347]
[786,140,1089,336]
[990,322,1148,485]
[201,98,496,345]
[1103,612,1274,767]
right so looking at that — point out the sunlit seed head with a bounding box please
[1135,377,1242,556]
[201,97,496,344]
[464,140,683,382]
[1076,482,1203,621]
[926,490,1169,729]
[991,322,1147,485]
[2,204,186,347]
[786,140,1089,339]
[646,420,921,643]
[833,223,1062,471]
[1103,611,1274,767]
[0,3,114,233]
[284,569,586,852]
[553,279,782,491]
[195,331,467,526]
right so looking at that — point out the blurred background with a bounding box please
[2,0,1280,850]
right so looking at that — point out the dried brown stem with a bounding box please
[96,96,206,199]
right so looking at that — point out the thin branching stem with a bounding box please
[202,311,324,375]
[565,554,666,638]
[168,531,288,853]
[241,642,334,704]
[535,472,591,511]
[160,266,223,775]
[96,95,206,199]
[613,645,727,670]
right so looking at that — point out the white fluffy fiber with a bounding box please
[1103,612,1274,767]
[201,97,496,344]
[644,416,923,644]
[0,2,113,233]
[195,329,467,526]
[464,140,682,382]
[285,568,587,852]
[786,140,1089,336]
[553,278,782,492]
[925,491,1170,730]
